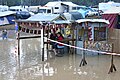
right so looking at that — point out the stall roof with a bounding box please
[76,19,109,24]
[53,20,71,24]
[27,13,65,22]
[0,11,16,17]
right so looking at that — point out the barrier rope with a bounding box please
[47,38,120,56]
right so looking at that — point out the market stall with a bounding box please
[102,7,120,53]
[76,19,109,55]
[15,13,81,61]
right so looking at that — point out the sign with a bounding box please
[85,41,112,52]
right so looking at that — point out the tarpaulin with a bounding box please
[102,14,118,28]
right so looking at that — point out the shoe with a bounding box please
[53,49,57,55]
[56,53,63,57]
[49,53,52,58]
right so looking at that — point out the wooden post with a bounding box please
[108,44,117,74]
[18,32,20,56]
[71,23,76,54]
[17,28,20,71]
[79,27,87,67]
[79,41,87,67]
[72,25,74,54]
[75,24,78,54]
[47,24,49,59]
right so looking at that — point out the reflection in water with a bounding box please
[0,40,18,80]
[20,62,56,80]
[0,32,120,80]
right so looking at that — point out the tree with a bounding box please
[5,0,20,6]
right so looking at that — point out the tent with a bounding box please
[27,13,66,22]
[76,19,109,24]
[0,11,16,26]
[63,12,83,21]
[77,8,88,18]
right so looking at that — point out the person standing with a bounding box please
[2,30,7,40]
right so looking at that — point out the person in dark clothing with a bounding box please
[50,32,57,49]
[2,30,7,40]
[49,31,58,55]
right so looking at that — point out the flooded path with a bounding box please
[0,30,120,80]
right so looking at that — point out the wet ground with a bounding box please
[0,30,120,80]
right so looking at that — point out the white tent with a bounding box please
[103,6,120,14]
[0,11,16,25]
[45,1,80,7]
[76,19,109,24]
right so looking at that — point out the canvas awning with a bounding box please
[102,14,118,28]
[76,19,109,24]
[15,13,68,34]
[27,13,66,22]
[0,11,16,17]
[15,13,67,29]
[102,7,120,29]
[53,20,71,24]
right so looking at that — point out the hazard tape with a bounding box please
[47,38,120,56]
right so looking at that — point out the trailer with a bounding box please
[37,1,81,14]
[99,1,120,12]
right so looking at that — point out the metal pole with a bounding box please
[17,30,21,79]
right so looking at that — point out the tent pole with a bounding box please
[79,23,87,67]
[18,31,20,56]
[72,24,74,54]
[108,44,117,74]
[17,30,21,79]
[41,26,45,61]
[47,23,50,59]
